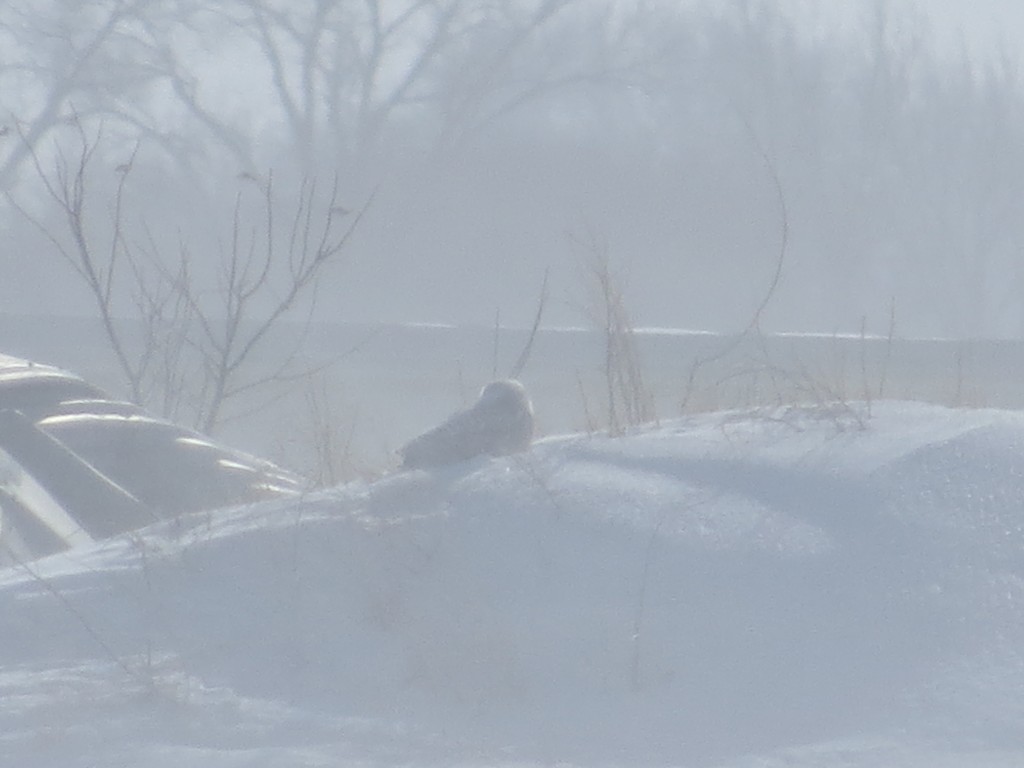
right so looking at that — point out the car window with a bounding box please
[38,414,286,515]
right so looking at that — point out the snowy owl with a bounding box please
[398,379,534,469]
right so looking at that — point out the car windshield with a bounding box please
[37,413,293,515]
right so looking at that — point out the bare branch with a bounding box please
[508,267,550,380]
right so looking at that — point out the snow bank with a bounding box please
[3,401,1024,766]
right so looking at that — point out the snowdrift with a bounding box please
[3,401,1024,766]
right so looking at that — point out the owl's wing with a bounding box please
[399,404,508,469]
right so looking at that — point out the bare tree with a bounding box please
[2,0,639,207]
[180,0,632,167]
[0,1,205,190]
[13,124,365,434]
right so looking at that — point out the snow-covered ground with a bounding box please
[4,400,1024,766]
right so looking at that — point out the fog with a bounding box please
[7,7,1024,762]
[3,0,1024,340]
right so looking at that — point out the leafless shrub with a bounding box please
[284,373,373,488]
[576,237,655,436]
[951,340,980,408]
[507,268,550,380]
[13,123,367,436]
[575,369,597,435]
[680,139,788,416]
[486,268,551,385]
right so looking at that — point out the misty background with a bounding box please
[7,6,1024,765]
[4,0,1024,337]
[3,0,1024,475]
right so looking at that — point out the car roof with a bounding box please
[0,356,107,415]
[0,353,305,562]
[0,353,88,380]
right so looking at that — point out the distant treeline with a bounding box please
[3,1,1023,338]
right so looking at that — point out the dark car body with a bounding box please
[0,354,304,564]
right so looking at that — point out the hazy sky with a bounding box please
[917,0,1024,57]
[7,0,1024,337]
[817,0,1024,62]
[780,0,1021,56]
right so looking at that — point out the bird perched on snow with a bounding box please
[398,379,534,469]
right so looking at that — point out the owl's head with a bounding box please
[477,379,532,414]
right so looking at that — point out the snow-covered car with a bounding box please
[0,353,304,564]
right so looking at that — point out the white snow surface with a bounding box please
[4,401,1024,766]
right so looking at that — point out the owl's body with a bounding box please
[398,380,533,469]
